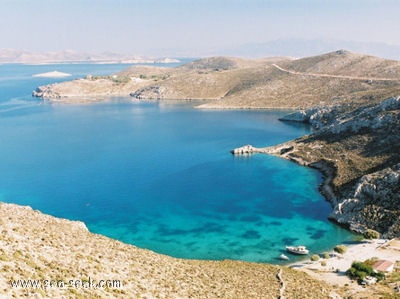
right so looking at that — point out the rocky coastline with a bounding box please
[232,96,400,238]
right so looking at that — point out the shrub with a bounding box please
[347,260,385,282]
[321,261,327,267]
[311,254,320,261]
[111,76,130,84]
[363,229,380,240]
[322,252,330,259]
[334,245,347,254]
[347,261,372,281]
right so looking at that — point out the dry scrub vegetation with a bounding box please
[34,50,400,109]
[0,203,334,298]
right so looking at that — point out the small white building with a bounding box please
[373,260,395,273]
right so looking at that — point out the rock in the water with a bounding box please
[231,145,257,155]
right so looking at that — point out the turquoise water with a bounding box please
[0,63,356,264]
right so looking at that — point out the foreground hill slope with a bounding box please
[33,50,400,109]
[0,203,333,298]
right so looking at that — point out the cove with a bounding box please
[0,63,356,264]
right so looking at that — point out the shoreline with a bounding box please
[2,200,398,297]
[0,202,336,298]
[232,143,400,295]
[288,238,400,290]
[37,94,301,111]
[233,143,351,231]
[2,135,399,297]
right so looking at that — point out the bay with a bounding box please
[0,63,356,263]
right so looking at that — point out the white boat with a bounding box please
[285,245,309,255]
[280,254,289,260]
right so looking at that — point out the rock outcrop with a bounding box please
[331,163,400,236]
[280,96,400,132]
[231,145,259,155]
[323,96,400,134]
[32,85,61,99]
[279,105,343,129]
[130,85,166,100]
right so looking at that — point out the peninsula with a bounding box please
[33,50,400,108]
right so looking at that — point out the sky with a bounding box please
[1,0,400,57]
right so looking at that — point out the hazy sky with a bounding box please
[1,0,400,56]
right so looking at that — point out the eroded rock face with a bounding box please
[276,96,400,237]
[231,145,257,155]
[324,96,400,134]
[280,96,400,133]
[32,85,60,99]
[279,105,342,129]
[130,85,166,100]
[331,164,400,238]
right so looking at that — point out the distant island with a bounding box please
[0,48,180,65]
[32,71,72,78]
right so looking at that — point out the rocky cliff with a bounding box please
[247,96,400,238]
[332,163,400,236]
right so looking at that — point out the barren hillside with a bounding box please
[33,50,400,109]
[0,203,334,298]
[277,50,400,78]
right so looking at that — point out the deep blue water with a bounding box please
[0,62,356,263]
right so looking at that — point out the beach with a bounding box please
[289,239,400,295]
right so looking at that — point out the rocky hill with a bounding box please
[276,50,400,78]
[33,50,400,109]
[0,203,334,298]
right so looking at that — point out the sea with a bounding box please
[0,61,356,264]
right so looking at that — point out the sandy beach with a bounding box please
[289,239,400,295]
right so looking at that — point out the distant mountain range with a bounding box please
[219,39,400,60]
[0,49,180,64]
[2,39,400,64]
